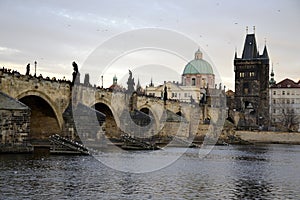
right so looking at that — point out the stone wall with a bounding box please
[236,130,300,144]
[158,121,189,138]
[0,109,30,145]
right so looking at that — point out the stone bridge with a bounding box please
[1,68,224,141]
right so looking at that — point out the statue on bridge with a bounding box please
[26,63,30,76]
[72,61,80,86]
[163,85,168,105]
[127,70,135,93]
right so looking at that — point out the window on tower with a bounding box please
[192,78,196,86]
[250,72,255,77]
[243,82,249,94]
[239,72,245,78]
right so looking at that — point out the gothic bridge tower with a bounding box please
[234,30,270,129]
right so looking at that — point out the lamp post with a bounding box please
[101,75,103,88]
[34,61,37,77]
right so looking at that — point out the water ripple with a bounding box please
[0,144,300,199]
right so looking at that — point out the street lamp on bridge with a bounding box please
[34,61,37,77]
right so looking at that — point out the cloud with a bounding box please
[0,0,299,91]
[0,46,21,55]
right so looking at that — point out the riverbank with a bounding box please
[235,131,300,145]
[0,145,33,153]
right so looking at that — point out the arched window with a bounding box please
[192,78,196,86]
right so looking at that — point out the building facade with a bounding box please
[146,81,205,103]
[234,32,270,129]
[269,78,300,131]
[146,49,215,104]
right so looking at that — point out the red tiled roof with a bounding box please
[271,78,300,88]
[226,90,235,96]
[109,84,125,91]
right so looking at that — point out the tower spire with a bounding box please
[150,77,154,87]
[242,31,258,59]
[234,47,237,59]
[136,77,142,92]
[137,78,141,88]
[269,63,276,85]
[262,44,269,59]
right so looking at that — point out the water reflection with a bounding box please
[234,179,272,200]
[0,145,300,199]
[229,145,273,199]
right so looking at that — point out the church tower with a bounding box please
[234,29,270,129]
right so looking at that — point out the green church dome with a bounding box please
[183,49,214,75]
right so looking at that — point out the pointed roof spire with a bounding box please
[262,44,269,59]
[137,78,141,88]
[149,77,154,87]
[269,64,276,85]
[234,47,237,59]
[271,64,274,76]
[242,33,258,59]
[136,77,142,91]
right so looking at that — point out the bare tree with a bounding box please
[275,103,299,131]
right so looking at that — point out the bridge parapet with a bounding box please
[0,68,71,129]
[0,67,225,141]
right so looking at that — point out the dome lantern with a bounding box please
[195,48,203,60]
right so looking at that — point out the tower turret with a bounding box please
[269,66,276,85]
[113,75,117,85]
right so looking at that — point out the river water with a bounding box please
[1,144,300,200]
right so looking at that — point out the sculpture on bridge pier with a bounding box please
[72,61,80,86]
[26,63,30,76]
[163,85,168,105]
[127,70,135,93]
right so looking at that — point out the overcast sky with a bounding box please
[0,0,299,90]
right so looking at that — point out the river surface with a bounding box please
[1,144,300,200]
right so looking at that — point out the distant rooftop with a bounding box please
[270,78,300,88]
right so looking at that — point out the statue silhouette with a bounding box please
[127,70,135,93]
[72,61,80,86]
[26,63,30,75]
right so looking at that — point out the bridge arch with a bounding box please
[16,90,63,130]
[17,93,62,141]
[138,105,161,133]
[91,100,121,138]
